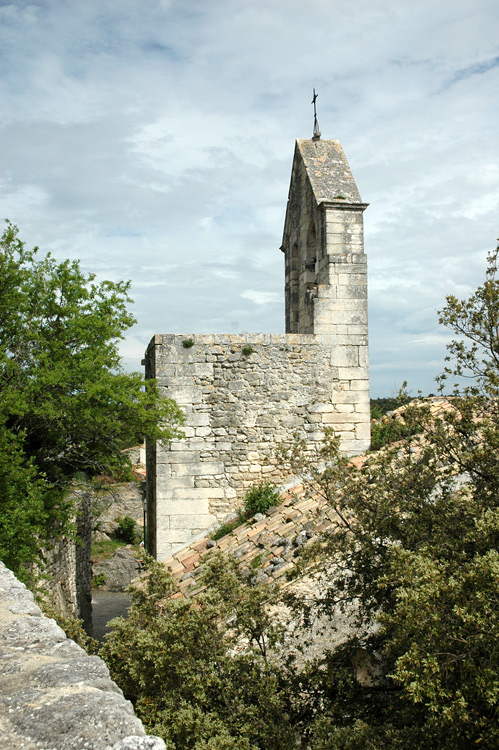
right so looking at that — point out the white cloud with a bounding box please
[241,290,280,306]
[0,0,498,397]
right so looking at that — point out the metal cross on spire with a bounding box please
[312,88,321,140]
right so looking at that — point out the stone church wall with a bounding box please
[145,332,369,560]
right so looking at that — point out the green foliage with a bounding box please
[369,382,421,450]
[182,338,194,348]
[281,402,499,748]
[0,426,60,583]
[0,222,184,580]
[210,511,245,541]
[241,344,254,356]
[102,555,306,750]
[91,572,107,588]
[113,515,138,544]
[438,243,499,397]
[369,416,416,450]
[91,537,126,560]
[243,482,280,515]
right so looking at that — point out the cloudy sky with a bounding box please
[1,0,498,397]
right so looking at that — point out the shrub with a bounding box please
[182,338,194,348]
[370,414,421,451]
[113,515,137,544]
[92,572,107,588]
[370,383,420,450]
[244,482,280,516]
[101,555,301,750]
[241,345,254,356]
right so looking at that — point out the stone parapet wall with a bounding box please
[39,487,93,633]
[145,332,369,560]
[0,561,165,750]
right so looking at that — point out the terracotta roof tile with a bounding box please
[176,546,198,563]
[178,551,200,568]
[158,487,339,596]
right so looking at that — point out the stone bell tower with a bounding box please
[281,137,369,338]
[280,135,370,453]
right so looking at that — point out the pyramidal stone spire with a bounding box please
[296,139,363,204]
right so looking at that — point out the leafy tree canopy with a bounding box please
[102,555,307,750]
[438,243,499,397]
[0,221,183,580]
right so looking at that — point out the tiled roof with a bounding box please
[160,398,458,598]
[296,139,364,205]
[161,484,340,598]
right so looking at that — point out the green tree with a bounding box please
[102,555,307,750]
[438,242,499,397]
[299,429,499,749]
[0,221,183,581]
[369,382,421,450]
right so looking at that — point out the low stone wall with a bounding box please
[40,487,93,632]
[0,561,165,750]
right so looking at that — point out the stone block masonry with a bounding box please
[144,331,369,560]
[39,487,93,632]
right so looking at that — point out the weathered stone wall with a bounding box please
[39,487,93,633]
[96,480,145,535]
[0,561,165,750]
[145,332,369,560]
